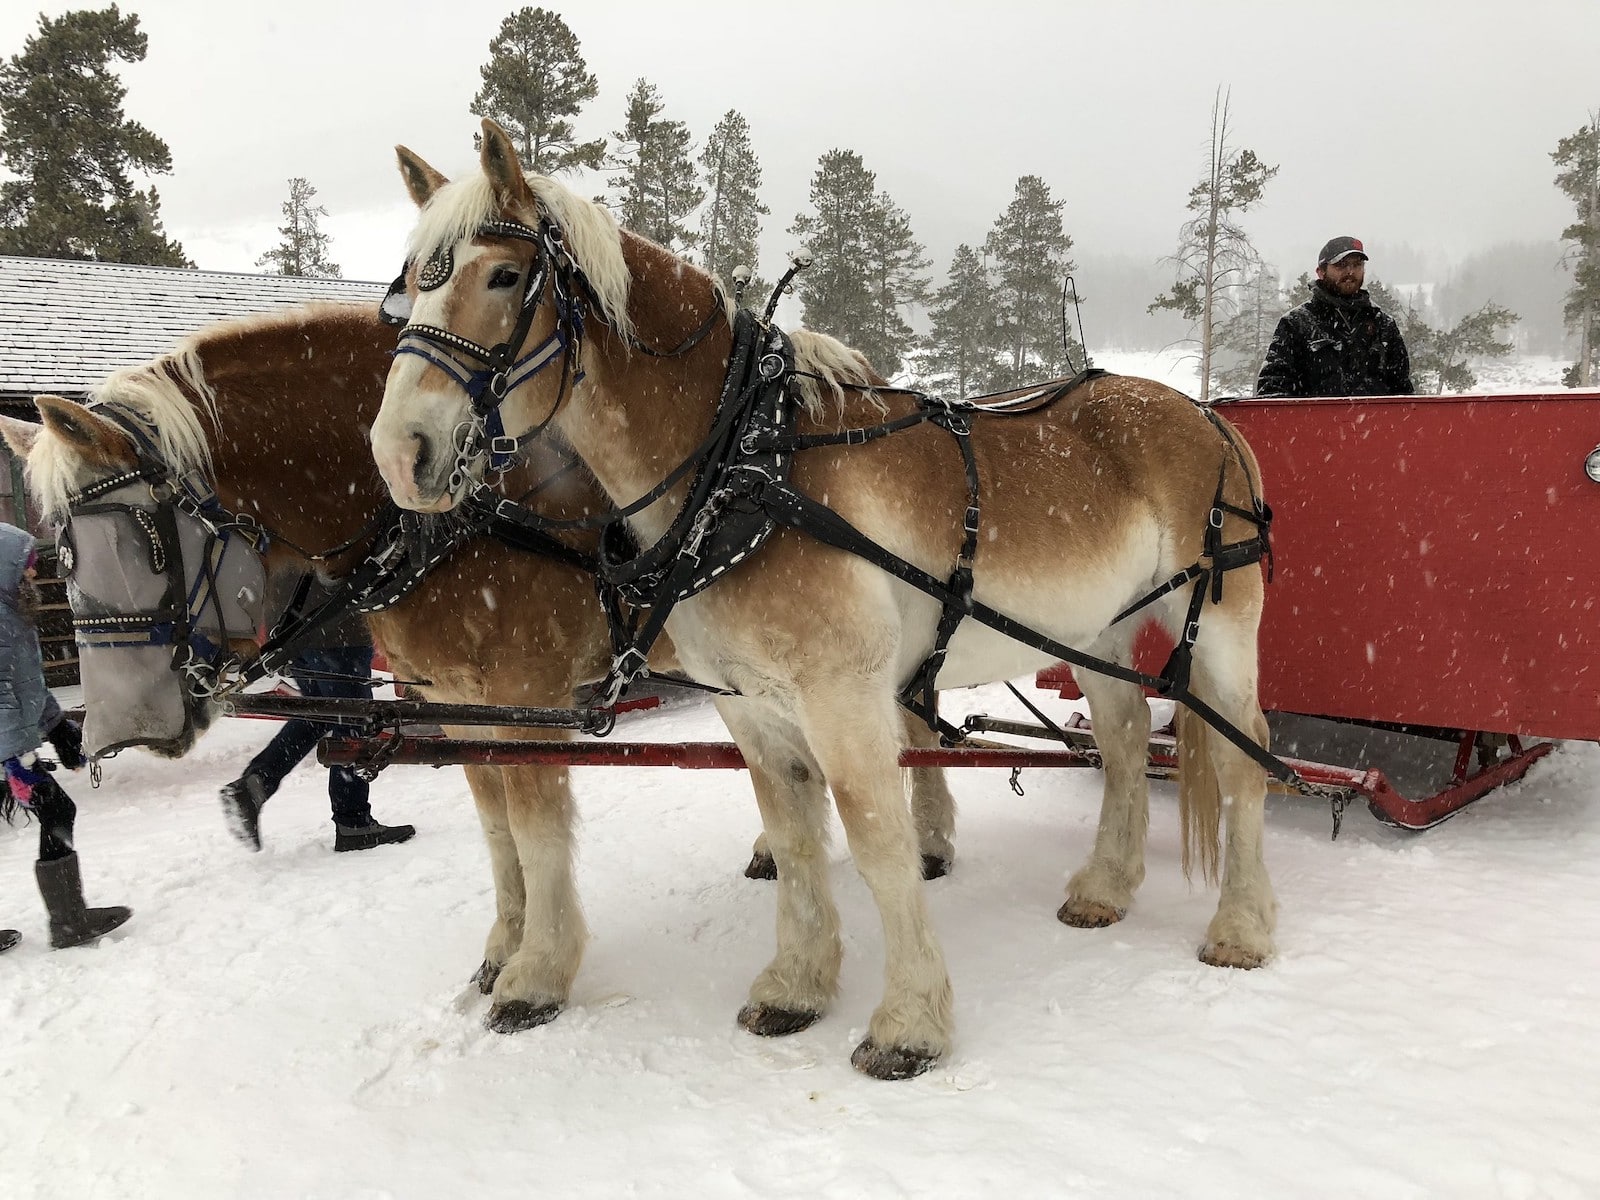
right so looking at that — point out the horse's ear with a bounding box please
[0,414,40,458]
[396,146,448,208]
[479,119,533,208]
[34,395,131,456]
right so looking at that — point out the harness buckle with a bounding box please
[1209,506,1225,529]
[1184,619,1202,646]
[489,435,519,459]
[488,371,510,400]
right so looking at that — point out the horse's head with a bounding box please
[1,395,266,760]
[371,120,630,512]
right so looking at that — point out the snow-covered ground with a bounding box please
[1088,347,1576,398]
[3,682,1597,1199]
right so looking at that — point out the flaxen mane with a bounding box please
[27,305,370,519]
[408,172,882,412]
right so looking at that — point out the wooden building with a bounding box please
[0,256,386,683]
[0,254,386,528]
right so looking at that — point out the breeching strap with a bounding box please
[751,476,1294,783]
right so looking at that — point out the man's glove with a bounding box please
[46,719,85,770]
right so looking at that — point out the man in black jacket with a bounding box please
[1255,236,1414,397]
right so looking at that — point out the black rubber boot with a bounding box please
[333,819,416,853]
[35,853,132,949]
[220,774,267,851]
[0,929,19,954]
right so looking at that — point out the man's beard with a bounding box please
[1327,271,1363,296]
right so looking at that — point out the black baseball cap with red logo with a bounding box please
[1318,236,1368,266]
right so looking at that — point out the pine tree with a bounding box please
[856,192,930,377]
[983,175,1077,389]
[1368,279,1519,393]
[697,110,768,301]
[0,6,189,265]
[1213,265,1289,396]
[256,178,341,278]
[921,244,999,397]
[607,79,702,252]
[1552,114,1600,386]
[469,7,605,175]
[1148,88,1277,402]
[788,150,879,360]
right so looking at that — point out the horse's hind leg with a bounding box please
[718,699,842,1037]
[744,706,955,883]
[1060,663,1152,929]
[1187,607,1276,968]
[462,763,523,993]
[485,758,587,1031]
[904,711,956,879]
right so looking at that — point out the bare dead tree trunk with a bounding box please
[1583,112,1599,386]
[1198,89,1234,405]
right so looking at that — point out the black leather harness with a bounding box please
[375,218,1291,781]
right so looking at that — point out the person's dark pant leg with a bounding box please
[241,717,323,797]
[31,772,77,862]
[293,645,376,827]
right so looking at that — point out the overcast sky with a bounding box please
[3,0,1597,288]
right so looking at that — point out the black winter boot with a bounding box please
[220,773,267,851]
[0,929,18,954]
[333,819,416,852]
[35,853,132,949]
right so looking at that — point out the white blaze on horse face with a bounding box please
[371,241,498,511]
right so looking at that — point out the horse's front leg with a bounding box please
[718,699,842,1037]
[484,756,587,1032]
[800,685,953,1080]
[743,706,956,882]
[461,761,523,994]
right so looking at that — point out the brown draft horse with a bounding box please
[0,302,957,1033]
[368,122,1277,1079]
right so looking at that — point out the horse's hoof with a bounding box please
[744,851,777,881]
[1057,898,1125,928]
[485,999,562,1033]
[737,1004,820,1037]
[850,1038,939,1081]
[1199,942,1267,970]
[920,854,951,881]
[472,959,503,995]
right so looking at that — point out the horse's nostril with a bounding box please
[412,431,432,481]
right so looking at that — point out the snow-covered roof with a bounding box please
[0,255,387,403]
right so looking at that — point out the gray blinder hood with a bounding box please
[62,471,265,759]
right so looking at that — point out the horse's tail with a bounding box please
[1176,704,1223,883]
[1214,409,1267,516]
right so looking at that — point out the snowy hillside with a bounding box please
[2,684,1597,1198]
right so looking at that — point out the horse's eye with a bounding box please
[488,265,521,290]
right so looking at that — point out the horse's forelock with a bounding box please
[29,347,217,519]
[790,329,882,418]
[405,170,636,345]
[405,174,498,265]
[27,429,80,521]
